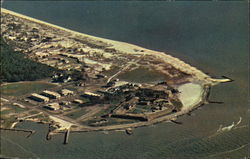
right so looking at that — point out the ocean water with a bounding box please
[1,1,249,159]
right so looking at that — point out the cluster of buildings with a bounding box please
[28,88,105,111]
[96,80,181,122]
[1,12,118,84]
[1,11,186,128]
[29,89,74,111]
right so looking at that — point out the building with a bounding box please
[30,93,49,102]
[82,92,102,102]
[42,90,61,99]
[60,89,74,96]
[73,99,84,104]
[44,102,60,110]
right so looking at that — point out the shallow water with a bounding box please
[1,1,249,159]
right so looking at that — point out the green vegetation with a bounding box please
[104,118,137,125]
[102,66,120,76]
[0,115,16,128]
[1,105,27,117]
[66,109,88,119]
[28,110,40,115]
[94,105,117,117]
[0,104,27,128]
[132,108,146,114]
[1,109,13,115]
[11,105,28,113]
[34,114,51,122]
[1,82,56,96]
[132,104,152,113]
[0,37,61,82]
[84,117,137,127]
[117,67,166,83]
[170,99,183,111]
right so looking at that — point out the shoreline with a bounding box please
[2,81,209,134]
[54,83,209,133]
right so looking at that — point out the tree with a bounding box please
[1,37,62,82]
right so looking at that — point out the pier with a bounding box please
[63,129,70,144]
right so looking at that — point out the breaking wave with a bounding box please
[216,117,242,133]
[208,117,243,139]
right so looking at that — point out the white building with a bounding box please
[42,90,61,99]
[30,93,49,102]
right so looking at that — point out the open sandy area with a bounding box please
[178,83,204,110]
[49,116,73,130]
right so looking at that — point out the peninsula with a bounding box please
[0,8,231,140]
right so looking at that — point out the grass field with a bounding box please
[66,109,88,119]
[84,117,137,127]
[1,81,57,96]
[117,67,167,83]
[0,115,16,128]
[2,104,28,114]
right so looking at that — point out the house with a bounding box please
[42,90,61,99]
[44,102,60,110]
[30,93,49,102]
[60,89,74,96]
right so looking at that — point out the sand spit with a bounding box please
[1,8,230,86]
